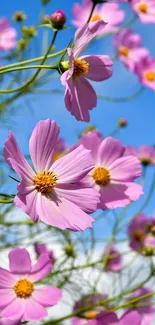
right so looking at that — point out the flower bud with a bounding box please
[50,10,66,30]
[22,26,37,38]
[41,0,51,4]
[18,38,27,50]
[41,15,50,24]
[118,118,128,128]
[64,244,76,258]
[13,11,27,22]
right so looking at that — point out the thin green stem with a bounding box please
[98,87,144,103]
[0,65,58,75]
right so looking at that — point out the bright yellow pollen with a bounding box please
[92,167,110,186]
[34,170,58,194]
[138,2,148,13]
[91,14,102,22]
[134,230,145,241]
[119,46,129,57]
[73,58,89,78]
[145,71,155,82]
[84,311,98,319]
[14,279,34,298]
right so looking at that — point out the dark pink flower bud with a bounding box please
[50,10,66,30]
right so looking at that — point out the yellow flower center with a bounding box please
[134,230,145,241]
[14,279,34,298]
[91,14,102,22]
[145,71,155,82]
[138,2,148,13]
[84,311,98,319]
[92,167,110,186]
[119,46,129,57]
[73,58,89,78]
[34,170,58,194]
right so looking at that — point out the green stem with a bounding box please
[0,199,14,204]
[0,65,58,75]
[98,87,144,103]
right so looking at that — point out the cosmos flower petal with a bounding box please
[1,298,25,320]
[0,268,17,289]
[0,289,16,308]
[29,253,52,282]
[119,311,141,325]
[9,248,32,274]
[23,298,47,321]
[33,287,62,307]
[81,55,113,81]
[97,137,125,167]
[29,119,60,172]
[110,156,142,181]
[14,190,39,223]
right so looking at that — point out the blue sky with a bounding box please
[0,0,155,239]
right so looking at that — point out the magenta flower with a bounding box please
[113,29,149,71]
[3,119,100,231]
[61,22,113,121]
[72,0,125,34]
[0,18,17,51]
[81,136,143,210]
[127,214,155,252]
[131,0,155,24]
[102,245,122,272]
[34,243,56,264]
[0,247,62,321]
[95,310,142,325]
[135,56,155,91]
[125,145,155,166]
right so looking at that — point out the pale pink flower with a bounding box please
[81,136,143,210]
[131,0,155,24]
[0,18,17,51]
[113,29,149,71]
[61,22,113,121]
[135,56,155,91]
[3,119,100,231]
[0,248,62,321]
[72,0,125,34]
[125,145,155,166]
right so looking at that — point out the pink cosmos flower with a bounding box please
[34,243,56,264]
[80,135,143,210]
[127,214,155,252]
[61,22,113,122]
[113,29,149,71]
[0,247,62,321]
[135,56,155,91]
[125,145,155,166]
[131,0,155,24]
[0,18,17,51]
[102,245,122,272]
[72,0,125,34]
[3,119,100,231]
[94,310,142,325]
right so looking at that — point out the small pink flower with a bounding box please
[3,119,100,231]
[61,22,113,121]
[102,245,122,272]
[72,0,125,34]
[95,310,142,324]
[131,0,155,24]
[125,144,155,166]
[34,243,56,264]
[81,136,143,210]
[0,248,62,321]
[113,29,149,71]
[135,56,155,91]
[0,18,17,51]
[127,287,155,319]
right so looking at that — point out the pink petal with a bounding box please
[9,248,32,274]
[81,55,113,81]
[33,286,62,307]
[64,76,97,122]
[0,318,21,325]
[52,145,94,184]
[3,132,34,182]
[119,311,141,325]
[110,156,142,181]
[1,298,25,320]
[29,119,60,172]
[14,190,39,223]
[99,181,143,210]
[23,298,47,321]
[56,184,100,213]
[80,131,102,160]
[98,137,125,167]
[28,253,52,282]
[0,289,16,308]
[0,268,16,289]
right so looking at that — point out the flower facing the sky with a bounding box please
[127,214,155,252]
[72,0,125,34]
[131,0,155,24]
[0,248,62,321]
[113,29,149,71]
[80,134,143,210]
[135,57,155,91]
[3,119,100,231]
[102,245,122,272]
[0,18,17,51]
[61,22,113,122]
[34,243,56,264]
[125,144,155,166]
